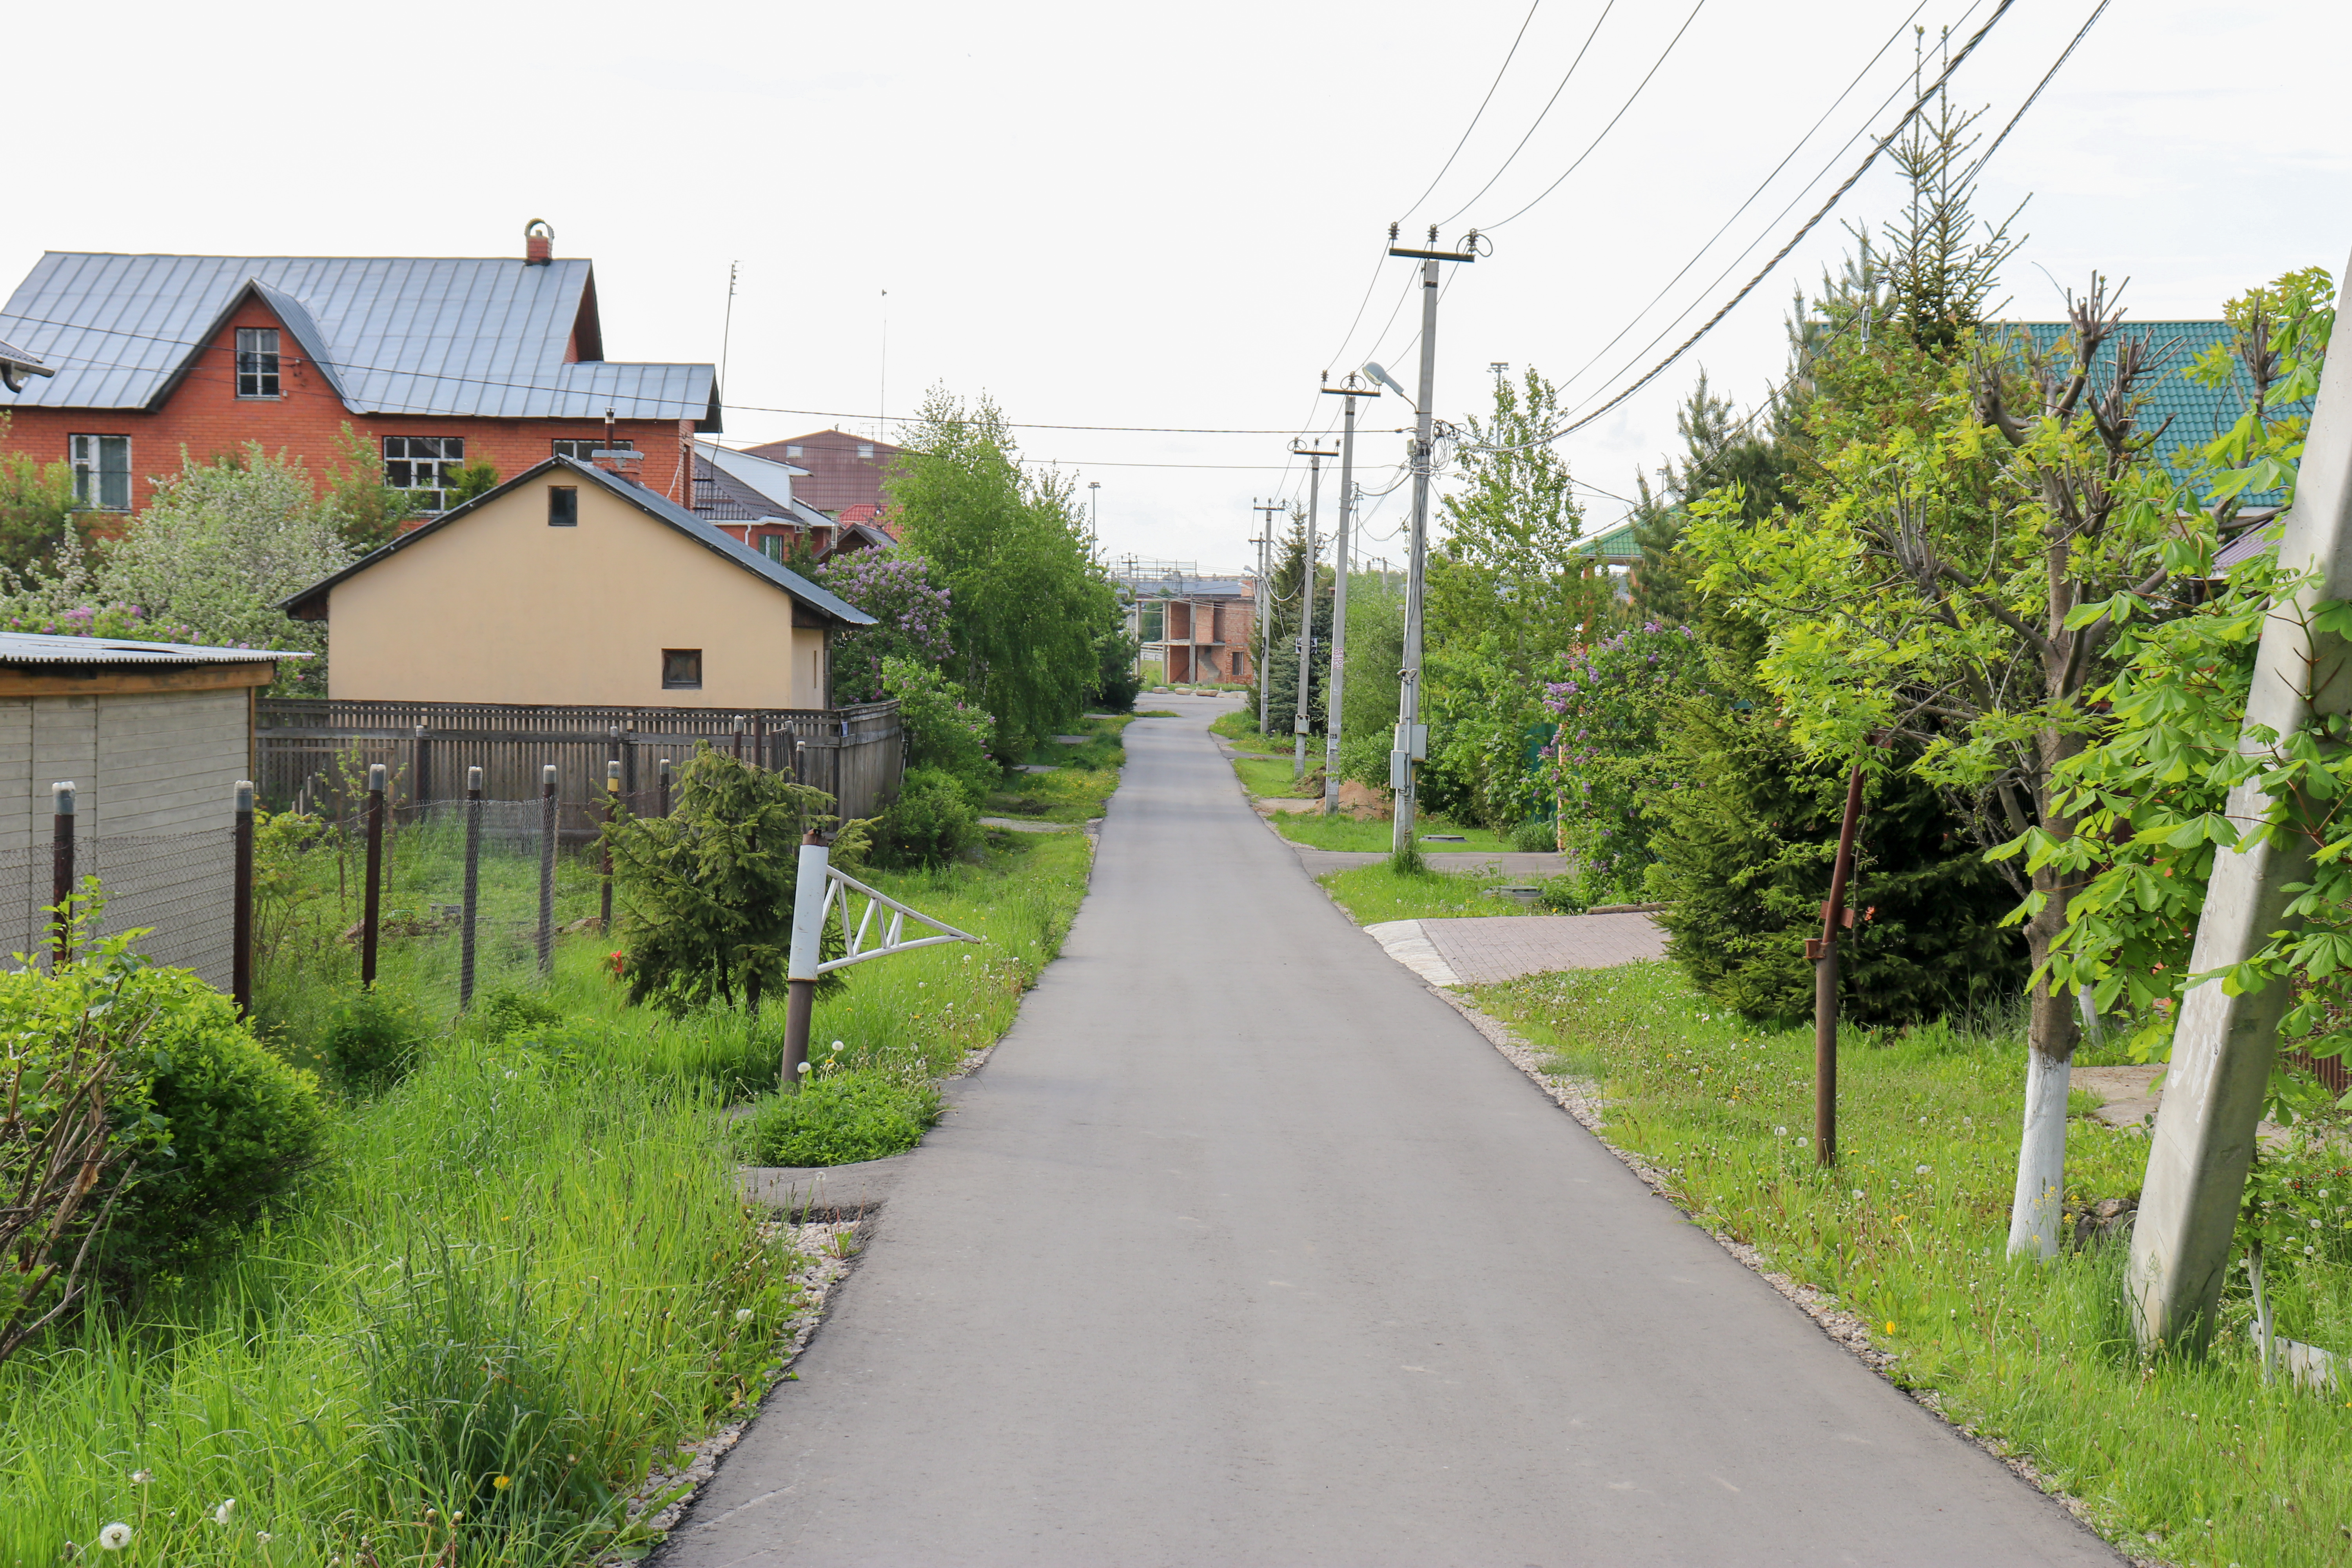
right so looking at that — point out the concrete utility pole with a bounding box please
[1321,377,1379,815]
[1292,439,1338,780]
[1252,498,1283,734]
[2131,249,2352,1353]
[1385,225,1478,860]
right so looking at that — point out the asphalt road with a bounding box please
[661,695,2116,1568]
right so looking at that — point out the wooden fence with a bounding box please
[257,698,904,825]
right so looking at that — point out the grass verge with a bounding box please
[1266,812,1516,853]
[1466,958,2352,1567]
[988,714,1129,823]
[1319,862,1532,923]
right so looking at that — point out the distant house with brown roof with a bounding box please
[742,429,903,538]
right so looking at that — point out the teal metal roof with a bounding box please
[1572,519,1641,560]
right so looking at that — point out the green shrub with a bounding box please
[0,944,330,1278]
[1511,817,1557,853]
[872,766,980,869]
[323,987,431,1088]
[881,655,998,806]
[1537,873,1586,913]
[744,1071,940,1166]
[470,986,564,1042]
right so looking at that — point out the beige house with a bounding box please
[283,456,873,708]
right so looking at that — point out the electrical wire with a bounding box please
[1472,0,1710,231]
[1396,0,1546,225]
[1960,0,2109,184]
[1432,0,1622,227]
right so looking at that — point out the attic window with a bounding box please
[857,442,874,460]
[549,486,577,526]
[662,649,702,690]
[784,445,803,458]
[236,329,281,398]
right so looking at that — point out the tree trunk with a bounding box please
[2007,714,2085,1258]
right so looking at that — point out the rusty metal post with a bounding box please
[537,763,557,975]
[1805,765,1867,1168]
[361,764,385,989]
[656,757,672,818]
[600,759,619,933]
[232,780,255,1015]
[49,782,74,969]
[622,721,638,801]
[459,765,483,1011]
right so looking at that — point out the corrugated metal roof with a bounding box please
[0,252,716,424]
[2012,320,2307,502]
[0,631,289,666]
[691,441,811,522]
[281,456,874,627]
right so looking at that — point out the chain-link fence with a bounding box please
[0,824,236,989]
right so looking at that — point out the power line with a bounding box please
[1432,0,1621,227]
[1475,0,1710,231]
[1541,0,2016,442]
[1396,0,1546,224]
[1962,0,2109,183]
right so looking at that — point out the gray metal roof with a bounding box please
[0,631,290,666]
[281,456,875,626]
[692,441,813,522]
[0,252,718,425]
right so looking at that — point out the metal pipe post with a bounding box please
[537,763,557,975]
[413,725,430,805]
[1805,764,1867,1167]
[361,764,385,989]
[783,829,832,1088]
[459,766,483,1010]
[49,782,74,968]
[232,780,255,1014]
[600,760,619,933]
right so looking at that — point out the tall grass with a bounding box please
[1470,960,2352,1565]
[1265,812,1513,853]
[1319,862,1527,924]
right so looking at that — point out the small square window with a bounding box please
[662,649,702,690]
[69,434,132,510]
[783,444,803,458]
[383,435,464,512]
[236,328,281,397]
[856,442,873,460]
[548,486,578,526]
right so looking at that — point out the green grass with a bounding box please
[1210,707,1290,749]
[1265,811,1517,853]
[1467,960,2352,1567]
[2,829,1099,1564]
[1318,862,1535,924]
[987,715,1128,823]
[1233,755,1321,799]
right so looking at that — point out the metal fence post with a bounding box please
[50,782,74,969]
[538,762,557,976]
[656,757,672,818]
[784,829,830,1087]
[460,765,483,1011]
[601,759,619,933]
[361,763,386,989]
[232,780,255,1015]
[733,715,745,762]
[413,724,430,806]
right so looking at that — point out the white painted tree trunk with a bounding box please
[2007,1045,2071,1258]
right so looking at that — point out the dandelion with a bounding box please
[736,1307,755,1323]
[257,1532,274,1544]
[796,1062,812,1076]
[99,1524,132,1551]
[831,1040,845,1053]
[1852,1190,1864,1200]
[1915,1165,1932,1177]
[213,1500,236,1526]
[492,1475,512,1490]
[1775,1126,1788,1137]
[129,1470,152,1485]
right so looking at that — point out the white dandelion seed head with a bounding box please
[256,1532,274,1544]
[129,1470,152,1485]
[796,1062,811,1074]
[735,1307,755,1323]
[1915,1165,1932,1176]
[213,1499,236,1525]
[99,1523,132,1551]
[1852,1190,1864,1200]
[1775,1127,1788,1137]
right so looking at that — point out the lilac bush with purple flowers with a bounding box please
[815,548,955,705]
[1543,621,1708,902]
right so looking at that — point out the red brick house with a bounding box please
[0,224,719,520]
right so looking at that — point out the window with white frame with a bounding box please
[69,435,132,511]
[383,436,464,512]
[235,328,281,398]
[552,439,604,459]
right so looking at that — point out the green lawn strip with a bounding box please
[1465,959,2352,1567]
[987,715,1127,823]
[1233,755,1322,800]
[1,834,1096,1564]
[1319,862,1532,923]
[1209,707,1292,750]
[1265,811,1515,853]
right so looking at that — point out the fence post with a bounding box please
[460,765,483,1011]
[783,829,830,1088]
[50,782,74,969]
[538,763,557,976]
[361,764,386,989]
[622,720,639,800]
[414,724,430,806]
[601,759,619,933]
[733,715,745,762]
[656,757,672,818]
[232,780,255,1016]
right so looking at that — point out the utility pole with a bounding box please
[1252,497,1283,735]
[2130,241,2352,1352]
[1386,224,1479,863]
[1291,439,1338,780]
[1320,374,1379,814]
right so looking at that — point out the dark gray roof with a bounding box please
[279,456,873,626]
[0,631,289,666]
[0,252,717,425]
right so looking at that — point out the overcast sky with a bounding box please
[10,0,2347,573]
